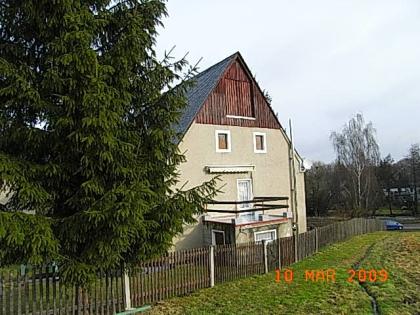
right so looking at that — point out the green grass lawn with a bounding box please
[148,232,420,315]
[374,207,412,216]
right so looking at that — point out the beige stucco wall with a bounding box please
[172,218,206,250]
[0,187,10,205]
[235,221,292,244]
[296,170,307,233]
[173,122,307,250]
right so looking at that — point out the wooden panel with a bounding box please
[195,59,281,129]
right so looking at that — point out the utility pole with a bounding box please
[410,144,419,216]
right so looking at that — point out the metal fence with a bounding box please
[0,218,384,314]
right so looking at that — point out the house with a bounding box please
[0,51,307,251]
[383,187,420,206]
[173,52,307,250]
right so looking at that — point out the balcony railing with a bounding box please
[205,196,289,213]
[204,196,291,226]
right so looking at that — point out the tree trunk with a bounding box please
[387,187,393,216]
[357,172,362,216]
[413,162,418,216]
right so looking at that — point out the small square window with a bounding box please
[253,132,266,153]
[215,130,231,152]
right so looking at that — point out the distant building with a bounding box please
[383,187,420,204]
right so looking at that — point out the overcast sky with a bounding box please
[155,0,420,163]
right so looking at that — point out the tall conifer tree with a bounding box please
[0,0,217,285]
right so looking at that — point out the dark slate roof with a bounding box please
[176,53,237,137]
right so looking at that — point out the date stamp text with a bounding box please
[275,268,388,283]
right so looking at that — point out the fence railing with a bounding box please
[0,218,384,314]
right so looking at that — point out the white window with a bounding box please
[215,130,231,152]
[237,179,252,209]
[237,179,256,221]
[253,132,267,153]
[254,229,277,243]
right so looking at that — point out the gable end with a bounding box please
[195,56,281,129]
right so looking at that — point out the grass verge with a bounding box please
[148,232,419,315]
[360,232,419,314]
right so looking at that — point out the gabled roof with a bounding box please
[175,52,304,161]
[176,52,236,135]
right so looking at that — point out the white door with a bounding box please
[237,179,254,220]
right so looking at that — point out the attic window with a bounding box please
[253,132,266,153]
[216,130,231,152]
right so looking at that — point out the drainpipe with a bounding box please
[288,119,299,234]
[289,119,299,263]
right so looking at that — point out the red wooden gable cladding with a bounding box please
[195,59,281,129]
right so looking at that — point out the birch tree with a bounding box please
[330,114,380,215]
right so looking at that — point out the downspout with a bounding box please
[288,119,299,234]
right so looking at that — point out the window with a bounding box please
[215,130,231,152]
[237,179,257,222]
[255,135,264,150]
[212,230,225,245]
[237,179,252,210]
[254,229,277,243]
[218,133,228,149]
[253,132,266,153]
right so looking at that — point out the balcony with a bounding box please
[204,196,292,227]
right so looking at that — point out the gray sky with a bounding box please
[156,0,420,163]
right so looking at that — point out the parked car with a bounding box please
[385,220,404,230]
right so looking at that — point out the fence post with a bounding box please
[123,267,133,311]
[262,240,268,274]
[278,239,282,270]
[294,233,298,263]
[209,245,215,287]
[315,228,319,252]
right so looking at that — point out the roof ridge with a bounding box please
[193,51,238,79]
[175,53,237,138]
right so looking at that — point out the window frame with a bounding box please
[254,229,277,243]
[212,229,226,245]
[237,178,253,210]
[215,130,231,153]
[253,132,267,153]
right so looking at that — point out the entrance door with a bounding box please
[212,230,225,245]
[237,179,254,220]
